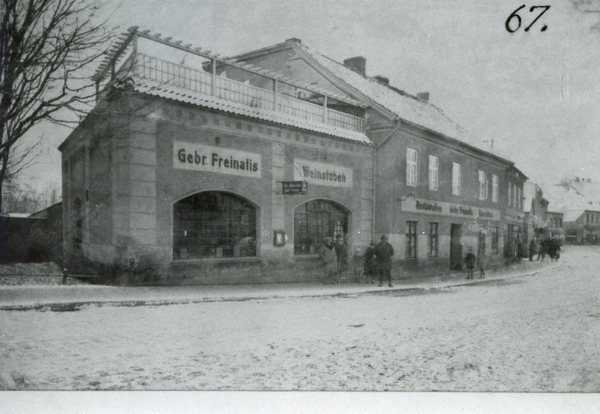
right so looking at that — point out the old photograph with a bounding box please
[1,0,600,411]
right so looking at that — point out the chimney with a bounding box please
[285,38,302,45]
[374,75,389,86]
[343,56,366,76]
[417,92,430,102]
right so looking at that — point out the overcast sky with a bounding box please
[20,0,600,195]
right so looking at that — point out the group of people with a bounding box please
[320,232,563,286]
[362,235,395,287]
[528,237,562,262]
[318,234,349,284]
[319,234,395,287]
[464,248,485,280]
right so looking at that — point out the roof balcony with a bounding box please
[129,53,365,133]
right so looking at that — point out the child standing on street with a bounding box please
[465,248,476,280]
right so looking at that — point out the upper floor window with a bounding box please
[406,148,418,187]
[508,182,512,207]
[452,162,461,195]
[428,155,439,191]
[492,175,498,203]
[478,170,488,200]
[516,186,521,209]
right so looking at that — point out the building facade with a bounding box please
[59,28,527,284]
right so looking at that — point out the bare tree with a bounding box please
[0,0,116,212]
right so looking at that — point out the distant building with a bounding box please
[58,28,528,284]
[545,178,600,244]
[0,203,63,263]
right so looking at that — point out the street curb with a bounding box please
[0,262,563,312]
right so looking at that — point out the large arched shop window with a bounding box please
[72,197,83,250]
[294,199,348,255]
[173,191,256,260]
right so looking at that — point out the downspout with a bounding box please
[372,118,401,241]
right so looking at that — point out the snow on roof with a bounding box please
[125,78,372,144]
[543,184,600,220]
[300,44,512,159]
[3,213,36,218]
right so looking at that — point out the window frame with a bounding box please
[406,148,418,187]
[492,175,498,203]
[428,222,438,257]
[173,191,257,260]
[428,155,439,191]
[406,220,418,259]
[452,162,461,196]
[478,170,488,200]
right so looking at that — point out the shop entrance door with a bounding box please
[450,223,462,270]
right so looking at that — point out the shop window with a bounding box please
[173,192,256,260]
[428,222,438,257]
[406,148,418,187]
[452,162,461,195]
[406,221,418,258]
[429,155,439,191]
[479,170,488,200]
[492,175,498,203]
[491,226,499,254]
[294,200,348,255]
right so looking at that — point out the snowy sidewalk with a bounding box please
[0,259,562,310]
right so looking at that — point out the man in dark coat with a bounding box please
[374,234,394,288]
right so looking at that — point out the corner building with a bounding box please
[59,28,526,284]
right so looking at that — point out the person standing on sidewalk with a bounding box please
[334,234,348,278]
[374,235,394,287]
[465,248,476,280]
[319,237,338,284]
[477,250,486,279]
[529,238,537,261]
[537,238,547,261]
[363,241,377,284]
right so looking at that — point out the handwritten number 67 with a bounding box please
[506,5,550,33]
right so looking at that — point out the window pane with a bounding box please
[452,163,461,195]
[406,148,417,187]
[429,155,439,191]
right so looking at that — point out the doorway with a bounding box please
[450,223,462,270]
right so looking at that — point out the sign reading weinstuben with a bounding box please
[174,141,261,178]
[294,159,353,187]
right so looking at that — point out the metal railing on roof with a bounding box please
[132,53,365,133]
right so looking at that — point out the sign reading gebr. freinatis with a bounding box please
[174,141,261,178]
[294,159,353,187]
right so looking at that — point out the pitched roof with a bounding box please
[296,44,514,160]
[543,184,600,220]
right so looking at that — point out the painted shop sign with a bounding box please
[293,159,353,188]
[173,141,261,178]
[401,197,501,221]
[281,181,308,195]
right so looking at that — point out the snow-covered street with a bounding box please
[1,246,599,391]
